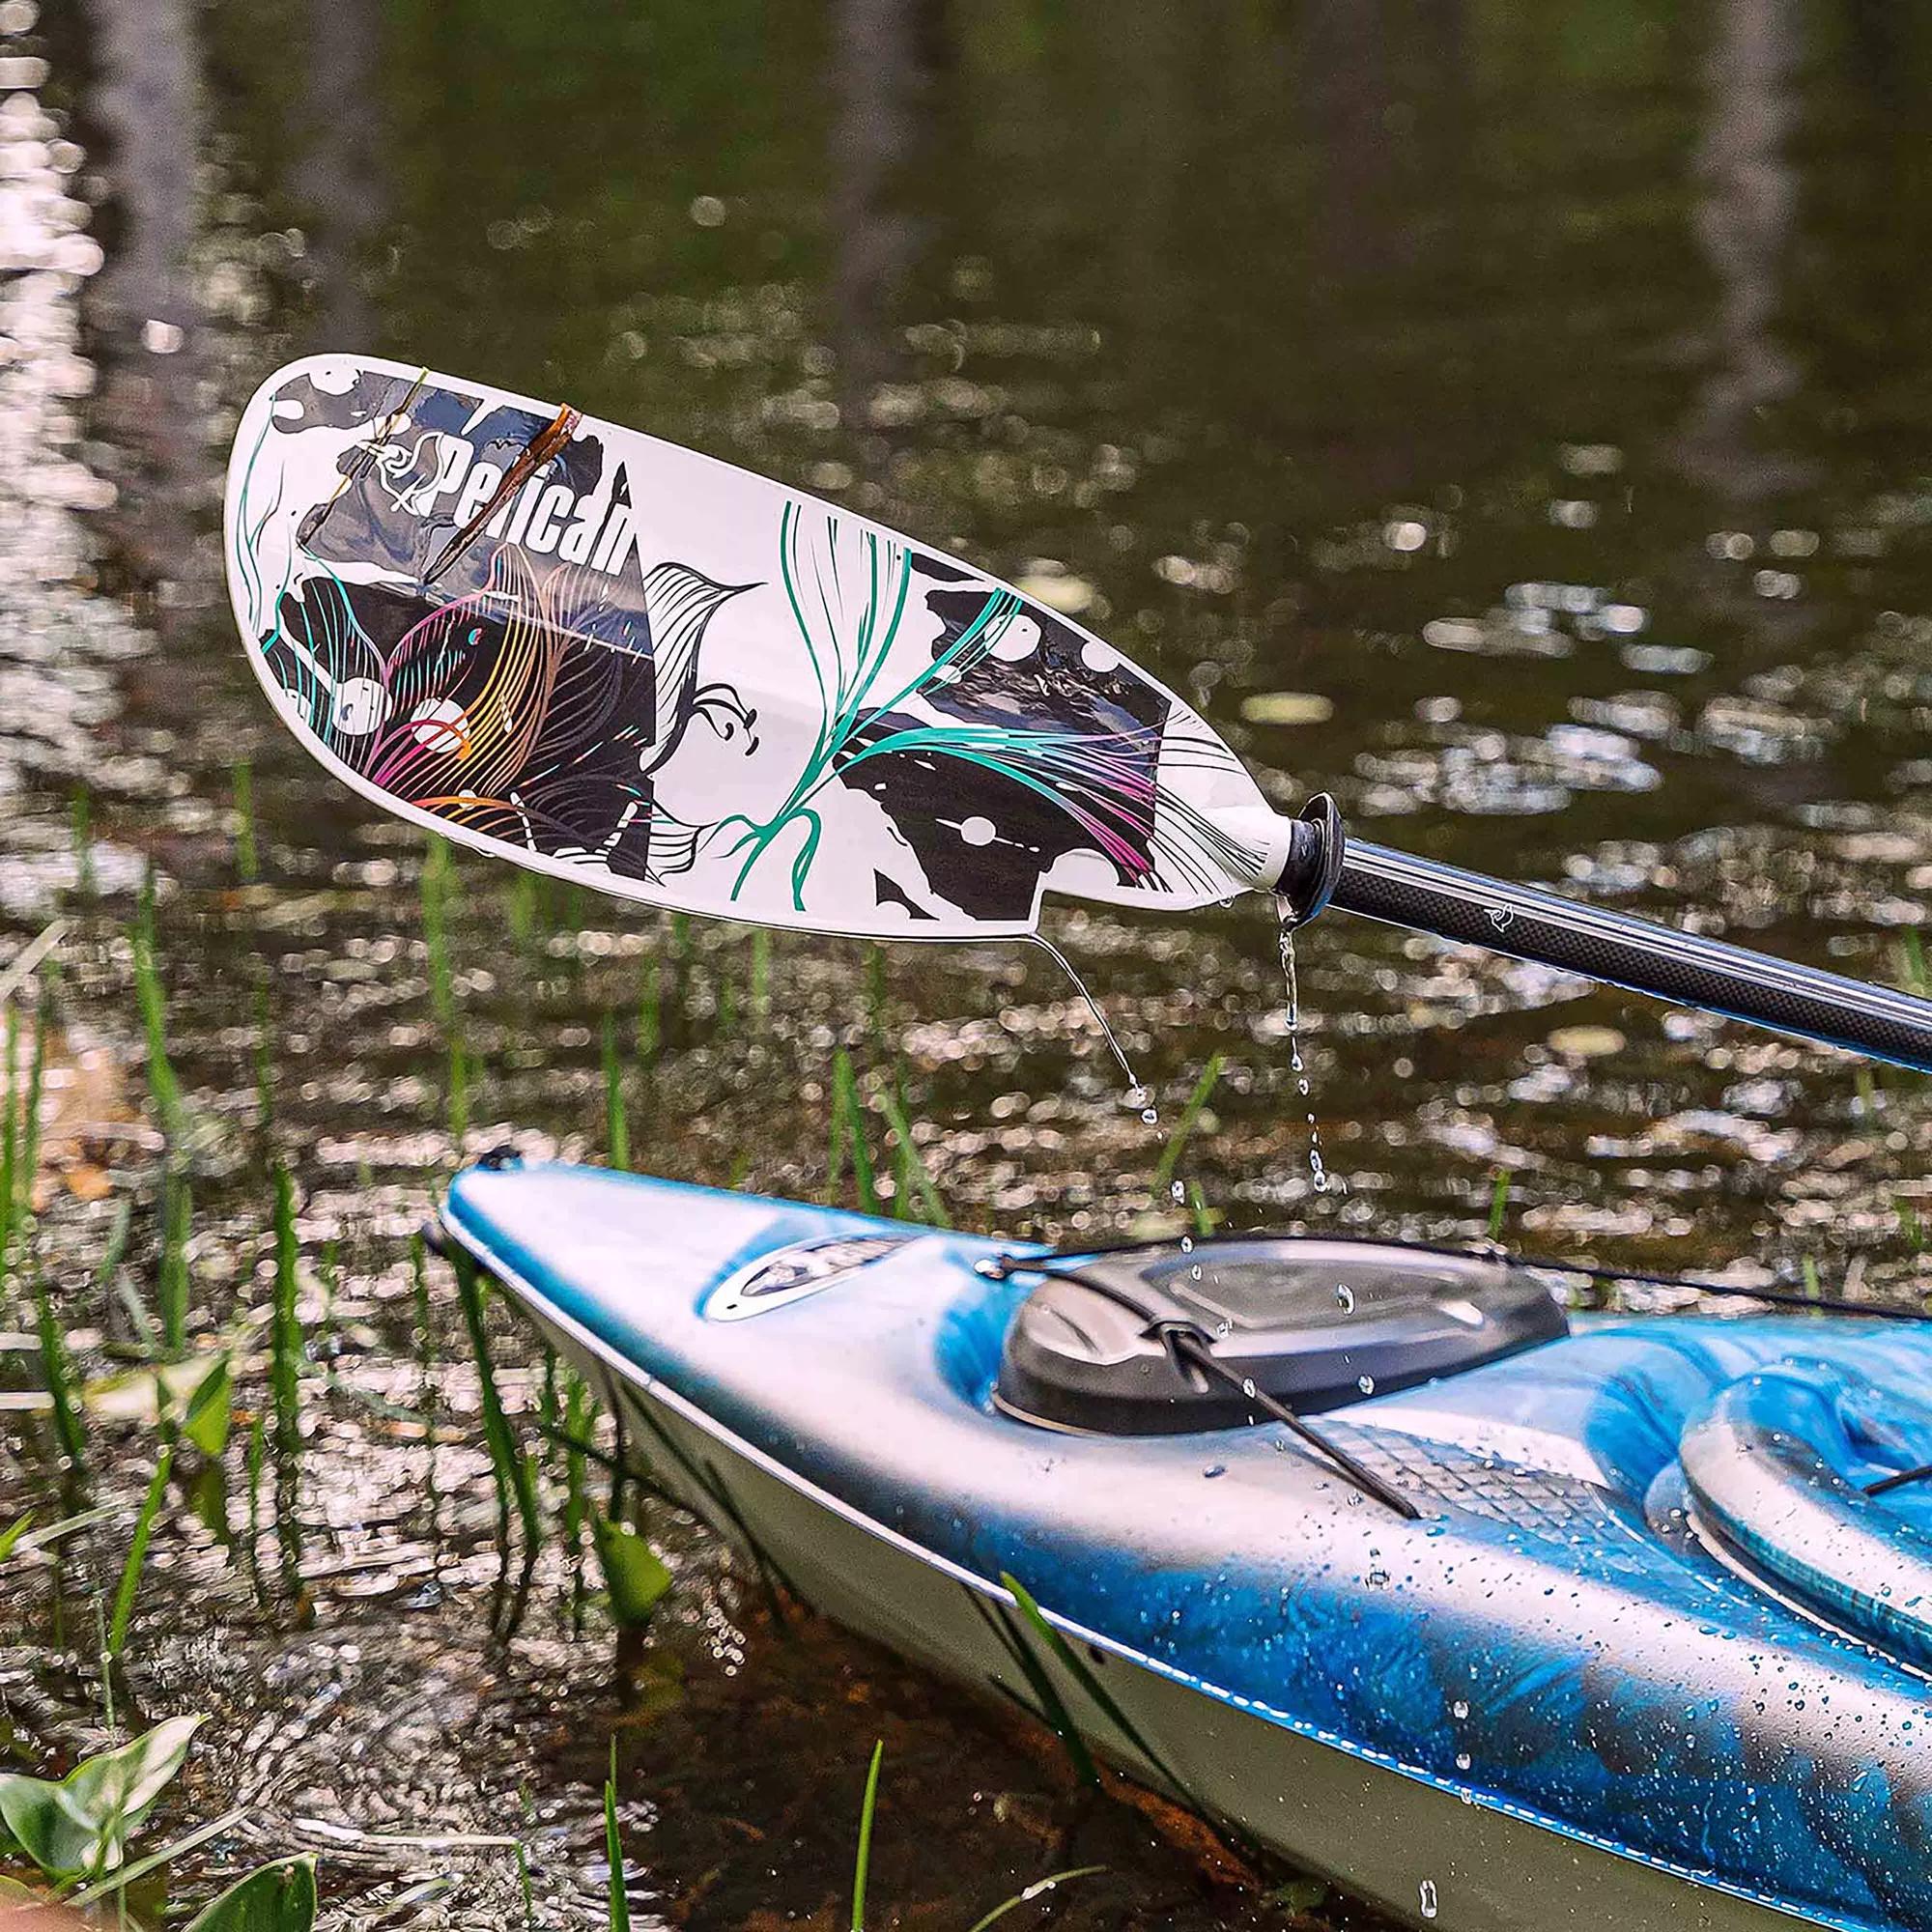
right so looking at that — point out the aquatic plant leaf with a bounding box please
[591,1514,671,1628]
[183,1355,234,1458]
[0,1713,203,1878]
[0,1512,32,1562]
[84,1351,226,1427]
[184,1855,317,1932]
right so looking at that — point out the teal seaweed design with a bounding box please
[717,501,1255,914]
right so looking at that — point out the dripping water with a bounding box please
[1032,933,1158,1124]
[1277,899,1341,1200]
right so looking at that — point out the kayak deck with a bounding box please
[442,1159,1932,1932]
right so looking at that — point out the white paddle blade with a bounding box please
[224,354,1279,939]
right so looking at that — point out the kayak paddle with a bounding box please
[225,354,1932,1073]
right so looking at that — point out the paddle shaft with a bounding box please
[1329,840,1932,1074]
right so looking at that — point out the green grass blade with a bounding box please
[604,1743,632,1932]
[1151,1053,1224,1198]
[637,957,661,1062]
[1486,1168,1513,1241]
[447,1035,469,1151]
[133,876,185,1145]
[35,1276,86,1479]
[750,928,770,1027]
[1002,1573,1190,1798]
[67,1805,252,1911]
[986,1585,1097,1787]
[0,1004,17,1283]
[71,788,94,896]
[833,1051,878,1214]
[849,1740,884,1932]
[450,1250,541,1554]
[877,1077,948,1227]
[1902,926,1928,995]
[158,1175,191,1353]
[270,1165,303,1465]
[108,1444,173,1661]
[422,836,455,1031]
[17,995,44,1228]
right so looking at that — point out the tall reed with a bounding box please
[829,1049,879,1213]
[877,1076,948,1227]
[450,1249,540,1557]
[107,1445,173,1662]
[750,928,771,1027]
[270,1164,303,1469]
[133,875,185,1145]
[637,957,661,1063]
[35,1273,86,1483]
[158,1175,190,1353]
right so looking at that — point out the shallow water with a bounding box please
[6,1,1932,1924]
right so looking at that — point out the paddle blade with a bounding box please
[224,354,1277,938]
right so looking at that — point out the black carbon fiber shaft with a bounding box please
[1331,840,1932,1073]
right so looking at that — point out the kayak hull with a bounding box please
[441,1161,1932,1932]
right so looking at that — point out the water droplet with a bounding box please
[1241,1378,1258,1399]
[1033,933,1146,1112]
[1356,1374,1376,1395]
[1179,1236,1193,1254]
[1455,1751,1471,1772]
[1335,1284,1355,1313]
[1170,1179,1185,1203]
[1141,1106,1159,1126]
[1277,918,1343,1201]
[1452,1699,1470,1719]
[1420,1879,1439,1918]
[1203,1463,1226,1479]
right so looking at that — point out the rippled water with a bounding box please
[6,1,1932,1924]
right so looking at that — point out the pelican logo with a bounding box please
[357,425,645,579]
[706,1234,911,1321]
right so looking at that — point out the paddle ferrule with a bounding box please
[1212,793,1346,926]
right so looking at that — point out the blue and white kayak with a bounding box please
[440,1157,1932,1932]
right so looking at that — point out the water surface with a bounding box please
[6,2,1932,1923]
